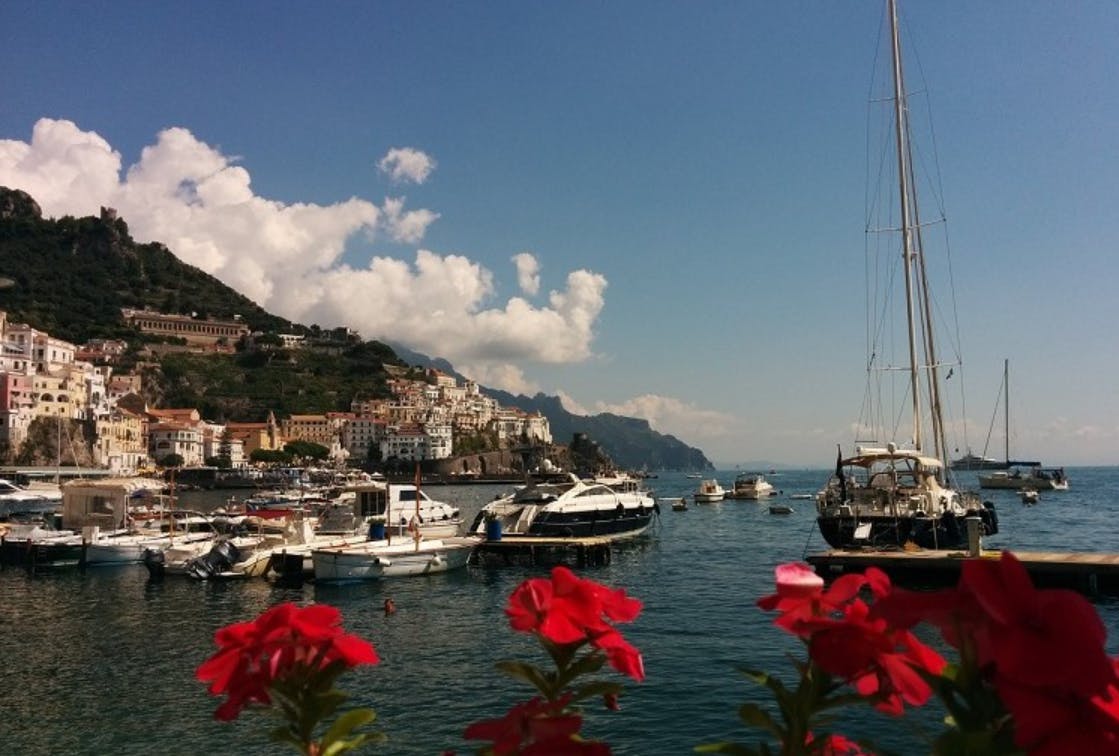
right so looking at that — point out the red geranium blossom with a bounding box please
[758,565,890,639]
[506,566,645,681]
[196,602,378,721]
[960,551,1116,698]
[804,600,944,715]
[464,695,610,755]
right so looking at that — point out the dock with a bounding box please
[807,549,1119,596]
[472,535,614,567]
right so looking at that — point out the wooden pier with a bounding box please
[472,535,614,568]
[807,549,1119,595]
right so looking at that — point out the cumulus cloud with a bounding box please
[377,147,436,184]
[0,118,607,373]
[512,252,540,296]
[459,363,540,396]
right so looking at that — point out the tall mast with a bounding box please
[888,0,923,451]
[1003,358,1010,463]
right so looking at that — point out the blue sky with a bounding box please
[1,1,1116,466]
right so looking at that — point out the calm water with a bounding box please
[3,468,1118,755]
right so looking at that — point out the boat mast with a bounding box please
[888,0,923,452]
[1003,358,1010,463]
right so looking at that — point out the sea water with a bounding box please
[2,468,1118,754]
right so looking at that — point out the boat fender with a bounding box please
[374,556,392,567]
[430,554,444,567]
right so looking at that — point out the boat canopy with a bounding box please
[844,447,943,469]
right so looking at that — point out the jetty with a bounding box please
[807,549,1119,596]
[472,535,614,567]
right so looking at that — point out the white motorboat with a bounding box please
[469,473,656,540]
[814,0,998,551]
[311,535,479,582]
[980,465,1068,491]
[725,473,776,500]
[693,479,726,503]
[84,514,217,566]
[0,478,60,518]
[1020,489,1040,505]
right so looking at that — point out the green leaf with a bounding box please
[737,703,781,737]
[568,680,623,704]
[495,660,553,695]
[320,708,377,749]
[554,650,608,689]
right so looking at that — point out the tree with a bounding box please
[250,448,292,465]
[159,453,185,468]
[284,440,330,462]
[217,429,234,468]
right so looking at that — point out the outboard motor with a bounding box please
[143,547,165,579]
[980,500,999,536]
[185,540,242,580]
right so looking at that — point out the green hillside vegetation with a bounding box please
[146,341,402,422]
[0,186,713,470]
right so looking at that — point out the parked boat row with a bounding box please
[1,471,659,583]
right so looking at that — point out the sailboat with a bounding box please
[815,0,998,550]
[977,359,1069,491]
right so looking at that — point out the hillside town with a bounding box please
[0,309,551,472]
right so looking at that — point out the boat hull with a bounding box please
[312,539,475,582]
[816,508,999,551]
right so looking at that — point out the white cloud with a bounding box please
[459,363,540,396]
[555,391,735,446]
[512,252,540,296]
[377,147,436,184]
[0,118,607,378]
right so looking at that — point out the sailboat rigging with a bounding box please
[815,0,998,550]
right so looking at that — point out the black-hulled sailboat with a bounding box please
[815,0,997,550]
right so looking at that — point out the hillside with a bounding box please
[0,186,712,469]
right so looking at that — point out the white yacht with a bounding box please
[693,479,726,503]
[470,473,657,540]
[725,473,776,500]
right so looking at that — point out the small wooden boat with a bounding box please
[769,504,794,515]
[664,497,687,511]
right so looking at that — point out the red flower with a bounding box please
[592,627,646,682]
[805,600,944,715]
[196,602,378,721]
[758,564,890,639]
[464,695,609,755]
[806,731,873,755]
[507,566,642,645]
[506,566,644,681]
[961,552,1115,697]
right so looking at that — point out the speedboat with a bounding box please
[311,535,479,582]
[693,479,726,503]
[725,473,776,500]
[470,473,657,540]
[0,478,61,518]
[1020,488,1039,505]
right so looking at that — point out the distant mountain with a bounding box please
[0,186,713,468]
[386,343,713,471]
[481,391,712,472]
